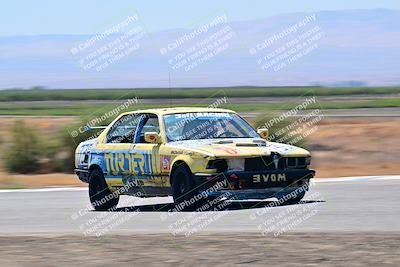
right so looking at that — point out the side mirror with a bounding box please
[144,132,161,144]
[257,128,269,139]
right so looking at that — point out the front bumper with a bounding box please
[74,168,89,183]
[193,169,315,200]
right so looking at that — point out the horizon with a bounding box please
[1,85,398,92]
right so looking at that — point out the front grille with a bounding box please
[244,156,309,171]
[245,156,275,171]
[284,157,308,169]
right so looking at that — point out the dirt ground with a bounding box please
[0,233,399,266]
[0,116,398,188]
[0,172,82,188]
[309,117,400,177]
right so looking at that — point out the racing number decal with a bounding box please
[104,152,157,176]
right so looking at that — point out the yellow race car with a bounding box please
[75,107,315,210]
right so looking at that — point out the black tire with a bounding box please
[171,164,202,211]
[89,168,119,211]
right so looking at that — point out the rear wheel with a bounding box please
[172,165,203,211]
[89,168,119,211]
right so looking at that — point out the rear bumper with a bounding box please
[193,169,315,200]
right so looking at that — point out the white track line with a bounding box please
[0,187,87,193]
[0,175,399,193]
[314,175,400,183]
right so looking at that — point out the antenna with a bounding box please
[168,72,172,107]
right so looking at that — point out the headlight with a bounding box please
[206,159,227,172]
[227,158,245,171]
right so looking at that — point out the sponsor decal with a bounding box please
[161,156,171,171]
[223,148,238,155]
[174,112,231,119]
[252,173,286,183]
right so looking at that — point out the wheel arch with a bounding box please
[170,160,191,187]
[89,164,103,173]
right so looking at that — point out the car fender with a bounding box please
[170,154,208,175]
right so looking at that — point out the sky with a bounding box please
[1,0,400,36]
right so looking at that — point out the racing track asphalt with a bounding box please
[0,176,399,235]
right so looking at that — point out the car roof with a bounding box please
[119,107,236,116]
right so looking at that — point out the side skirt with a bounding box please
[111,185,172,197]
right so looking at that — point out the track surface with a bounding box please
[1,233,400,266]
[1,176,399,235]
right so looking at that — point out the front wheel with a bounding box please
[172,165,203,211]
[89,168,119,211]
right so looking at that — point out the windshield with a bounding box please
[164,112,259,142]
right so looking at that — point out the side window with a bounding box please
[137,115,160,143]
[107,114,141,143]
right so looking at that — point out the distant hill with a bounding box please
[0,9,399,88]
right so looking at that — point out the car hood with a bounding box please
[167,138,310,158]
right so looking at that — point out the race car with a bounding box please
[75,107,315,211]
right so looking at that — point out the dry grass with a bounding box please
[309,117,400,177]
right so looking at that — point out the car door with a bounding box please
[130,113,166,191]
[95,113,142,187]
